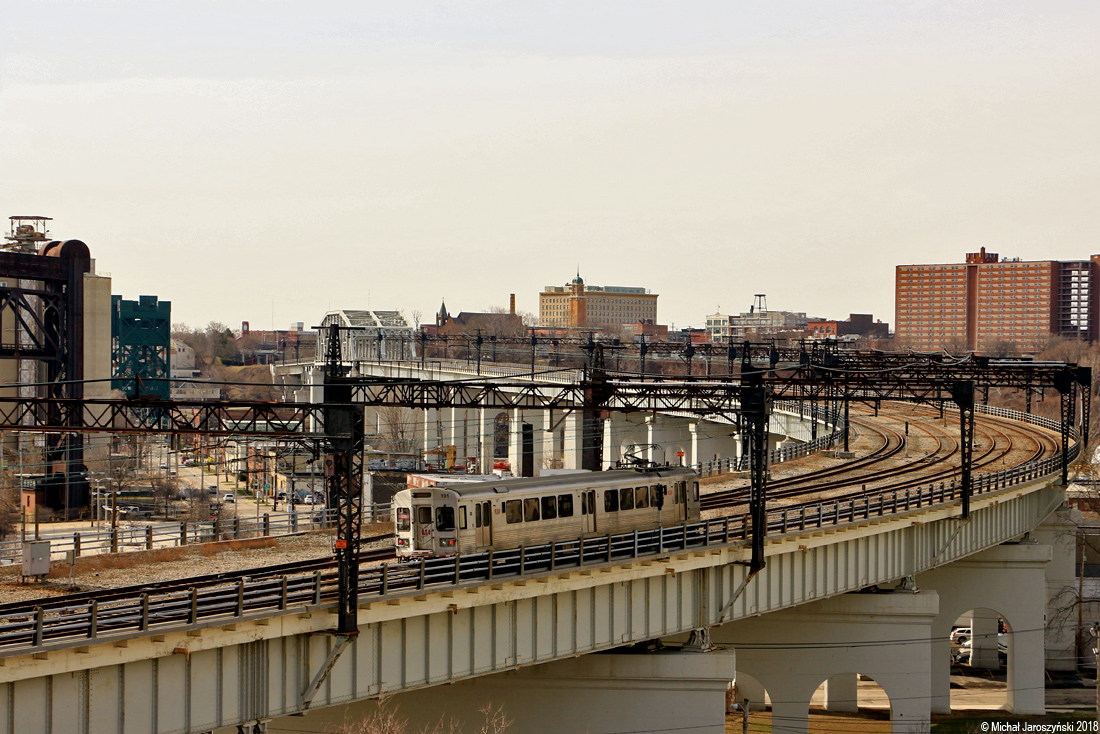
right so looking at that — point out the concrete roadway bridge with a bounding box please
[275,358,840,474]
[0,393,1075,734]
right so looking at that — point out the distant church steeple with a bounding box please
[437,299,450,327]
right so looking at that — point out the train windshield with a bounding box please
[417,507,432,525]
[396,508,410,532]
[436,506,456,531]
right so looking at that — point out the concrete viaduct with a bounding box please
[0,359,1078,734]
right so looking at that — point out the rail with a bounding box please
[0,505,394,564]
[0,404,1071,655]
[692,404,843,476]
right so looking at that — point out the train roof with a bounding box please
[405,466,697,499]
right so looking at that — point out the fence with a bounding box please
[0,505,395,564]
[0,410,1077,652]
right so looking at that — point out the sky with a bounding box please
[2,1,1099,332]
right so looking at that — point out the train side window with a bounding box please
[436,506,455,532]
[635,487,649,509]
[397,508,411,532]
[459,506,468,530]
[474,504,482,528]
[604,490,619,512]
[558,494,574,517]
[675,482,686,504]
[541,495,557,520]
[524,498,540,522]
[417,506,432,524]
[650,485,663,508]
[581,492,588,515]
[505,500,523,524]
[619,487,634,511]
[587,491,595,515]
[483,501,492,525]
[691,482,700,501]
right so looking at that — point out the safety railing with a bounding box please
[0,405,1072,653]
[693,407,843,476]
[0,504,394,564]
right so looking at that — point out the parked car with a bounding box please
[222,493,235,503]
[950,627,971,645]
[121,506,154,520]
[954,637,1007,665]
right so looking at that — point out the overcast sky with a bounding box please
[2,1,1098,332]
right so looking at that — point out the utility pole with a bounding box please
[110,451,118,553]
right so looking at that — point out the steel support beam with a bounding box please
[951,381,975,518]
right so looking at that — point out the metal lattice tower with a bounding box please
[111,295,171,398]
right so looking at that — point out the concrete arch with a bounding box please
[916,542,1050,715]
[811,672,891,718]
[732,670,770,712]
[710,590,937,734]
[947,606,1009,711]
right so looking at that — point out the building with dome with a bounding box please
[539,273,658,330]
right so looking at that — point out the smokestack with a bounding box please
[510,294,515,315]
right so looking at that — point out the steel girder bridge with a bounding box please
[0,334,1090,636]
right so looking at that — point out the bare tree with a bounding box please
[374,406,420,454]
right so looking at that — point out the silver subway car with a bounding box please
[394,467,700,557]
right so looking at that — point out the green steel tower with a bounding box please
[111,295,171,398]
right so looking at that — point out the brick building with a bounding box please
[895,248,1100,352]
[539,274,657,330]
[807,314,890,340]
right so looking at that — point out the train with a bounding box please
[394,466,701,557]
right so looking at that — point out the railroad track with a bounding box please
[0,406,1062,623]
[0,539,396,618]
[701,405,1058,511]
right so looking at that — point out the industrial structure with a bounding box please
[0,217,111,518]
[895,248,1100,351]
[111,294,171,398]
[704,295,810,341]
[0,345,1088,733]
[539,273,658,329]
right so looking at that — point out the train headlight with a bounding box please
[441,538,456,547]
[397,538,409,547]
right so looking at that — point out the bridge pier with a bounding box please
[479,407,494,474]
[824,673,859,712]
[917,541,1051,715]
[711,590,938,734]
[272,651,737,734]
[1033,505,1080,671]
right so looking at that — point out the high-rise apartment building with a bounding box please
[895,248,1100,352]
[539,275,657,329]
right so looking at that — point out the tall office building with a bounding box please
[895,248,1099,352]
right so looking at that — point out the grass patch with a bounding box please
[52,546,188,575]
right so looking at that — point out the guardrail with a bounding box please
[0,404,1072,654]
[0,505,395,564]
[693,406,843,476]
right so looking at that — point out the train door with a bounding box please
[414,502,435,551]
[475,500,493,547]
[581,490,596,533]
[686,480,700,520]
[675,481,689,522]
